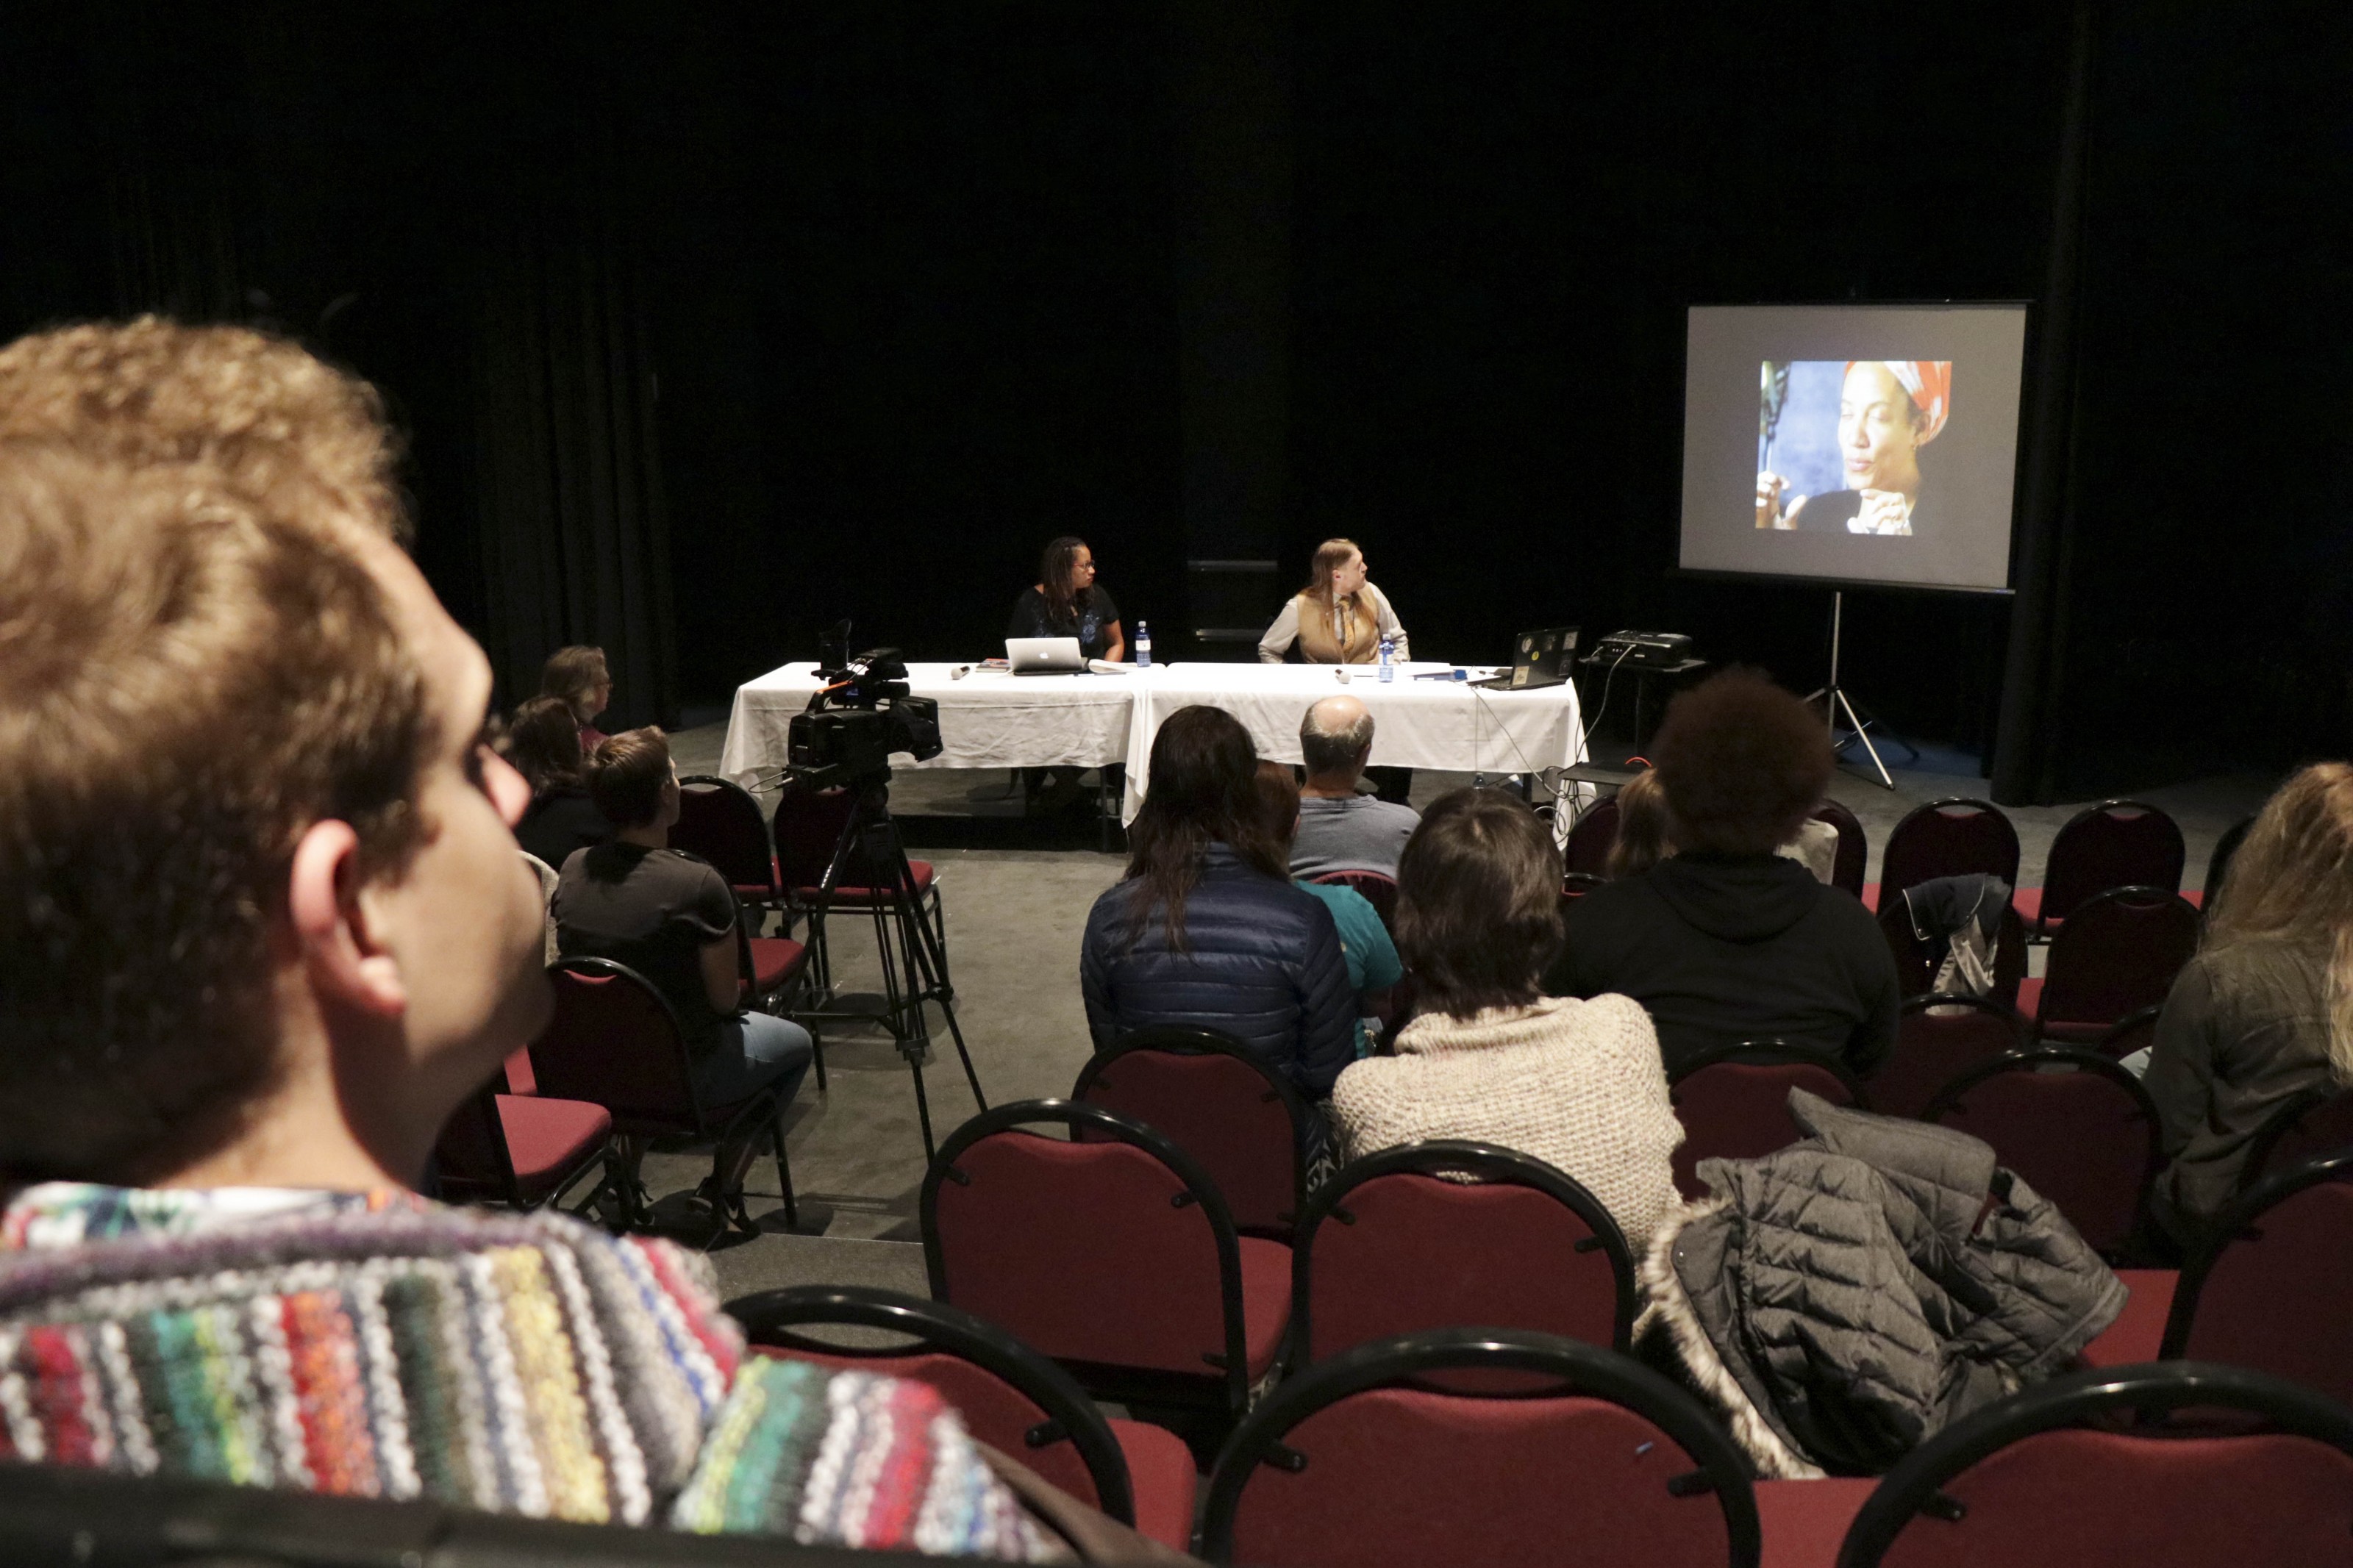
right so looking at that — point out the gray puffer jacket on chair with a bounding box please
[1638,1089,2125,1478]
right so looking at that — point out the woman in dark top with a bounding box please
[507,695,610,870]
[1007,536,1124,661]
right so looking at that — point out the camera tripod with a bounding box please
[788,767,986,1159]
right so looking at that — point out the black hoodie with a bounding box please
[1547,853,1898,1077]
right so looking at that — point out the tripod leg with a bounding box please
[909,1045,935,1162]
[1834,687,1897,790]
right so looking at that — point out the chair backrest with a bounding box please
[674,773,779,898]
[1562,796,1621,877]
[2239,1084,2353,1193]
[1838,1361,2353,1567]
[2035,884,2201,1037]
[1293,1142,1635,1366]
[1199,1328,1760,1568]
[2095,1003,2163,1062]
[1878,796,2020,910]
[526,958,703,1130]
[1307,869,1396,933]
[1811,798,1868,897]
[1921,1048,2160,1253]
[770,782,882,889]
[2202,812,2256,913]
[1865,993,2024,1121]
[922,1099,1254,1412]
[726,1284,1135,1525]
[1667,1045,1865,1199]
[431,1080,521,1203]
[1074,1027,1307,1236]
[2036,798,2186,931]
[1879,893,2027,1010]
[2162,1152,2353,1406]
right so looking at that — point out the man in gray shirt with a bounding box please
[1288,695,1421,878]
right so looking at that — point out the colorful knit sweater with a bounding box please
[0,1184,1057,1558]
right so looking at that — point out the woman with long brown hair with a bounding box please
[1007,534,1124,661]
[1079,705,1356,1119]
[1257,537,1410,665]
[2145,762,2353,1243]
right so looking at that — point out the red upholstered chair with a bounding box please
[1878,884,2027,1011]
[1562,796,1621,877]
[726,1285,1197,1551]
[1876,796,2019,914]
[2160,1152,2353,1407]
[432,1081,614,1211]
[526,957,799,1235]
[1668,1045,1866,1200]
[1812,798,1868,898]
[2017,798,2186,938]
[1074,1027,1307,1239]
[922,1100,1291,1427]
[1865,994,2024,1122]
[2236,1083,2353,1195]
[1306,868,1396,934]
[1835,1361,2353,1567]
[674,774,789,931]
[1290,1142,1636,1368]
[1921,1048,2160,1256]
[770,780,946,994]
[2015,885,2199,1044]
[1198,1328,1762,1568]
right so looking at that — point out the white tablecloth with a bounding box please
[1117,662,1585,822]
[718,662,1135,781]
[716,660,1585,823]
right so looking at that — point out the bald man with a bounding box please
[1290,695,1422,878]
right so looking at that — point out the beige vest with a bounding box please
[1293,591,1379,664]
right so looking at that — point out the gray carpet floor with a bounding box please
[629,717,2276,1307]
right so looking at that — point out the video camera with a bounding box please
[785,645,943,790]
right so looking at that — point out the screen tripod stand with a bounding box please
[1804,590,1917,790]
[789,767,986,1159]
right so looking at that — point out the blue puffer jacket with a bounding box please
[1080,844,1357,1099]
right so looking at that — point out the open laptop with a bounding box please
[1472,626,1579,690]
[1006,636,1090,675]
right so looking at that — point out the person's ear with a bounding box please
[288,819,408,1017]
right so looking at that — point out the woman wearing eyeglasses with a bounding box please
[1007,535,1124,662]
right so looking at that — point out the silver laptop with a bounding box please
[1006,636,1089,675]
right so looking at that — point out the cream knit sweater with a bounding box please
[1328,993,1685,1252]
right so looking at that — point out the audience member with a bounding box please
[0,321,1065,1556]
[1257,761,1403,1059]
[555,727,814,1117]
[507,692,610,869]
[1549,670,1897,1076]
[1080,705,1355,1131]
[1604,768,1671,878]
[1007,534,1124,662]
[1288,695,1420,878]
[1330,789,1682,1249]
[2144,762,2353,1245]
[543,642,613,754]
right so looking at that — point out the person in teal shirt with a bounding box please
[1258,762,1404,1056]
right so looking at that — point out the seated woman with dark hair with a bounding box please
[1331,789,1682,1249]
[1079,706,1355,1123]
[507,693,610,869]
[1548,670,1897,1077]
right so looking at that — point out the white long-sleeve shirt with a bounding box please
[1258,582,1410,663]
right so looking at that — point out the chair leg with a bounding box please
[772,1114,797,1231]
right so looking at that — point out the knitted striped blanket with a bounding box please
[0,1184,1054,1558]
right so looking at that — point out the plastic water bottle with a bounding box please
[1135,620,1151,668]
[1378,633,1395,682]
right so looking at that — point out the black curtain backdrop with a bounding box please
[4,3,2349,794]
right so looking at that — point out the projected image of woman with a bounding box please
[1755,359,1952,536]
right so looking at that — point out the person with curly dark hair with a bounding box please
[1546,669,1896,1075]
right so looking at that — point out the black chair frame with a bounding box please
[2094,1002,2164,1057]
[2235,1082,2353,1196]
[724,1284,1137,1526]
[1669,1040,1872,1109]
[1920,1045,2161,1248]
[1896,991,2027,1034]
[2158,1148,2353,1361]
[1074,1025,1313,1232]
[538,956,797,1237]
[1289,1140,1638,1358]
[921,1098,1259,1420]
[1198,1327,1763,1567]
[1560,870,1608,895]
[1835,1360,2353,1568]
